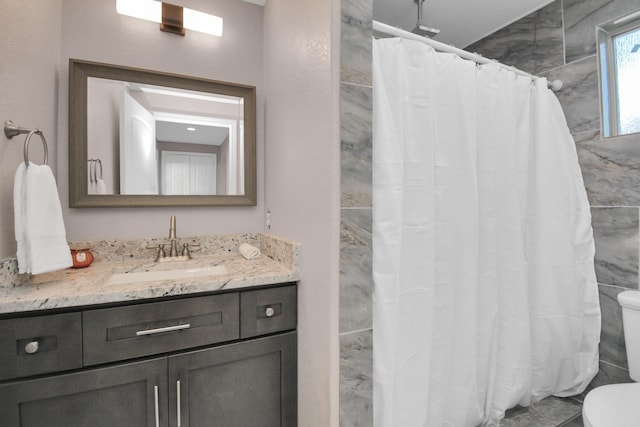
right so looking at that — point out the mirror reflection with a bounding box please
[69,59,256,207]
[87,78,244,196]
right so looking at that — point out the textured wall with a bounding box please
[467,0,640,402]
[263,0,341,425]
[0,0,63,258]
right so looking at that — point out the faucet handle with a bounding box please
[181,242,200,259]
[146,244,166,262]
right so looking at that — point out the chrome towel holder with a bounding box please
[4,120,48,166]
[88,158,102,183]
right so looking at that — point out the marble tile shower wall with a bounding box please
[340,0,373,424]
[468,0,640,402]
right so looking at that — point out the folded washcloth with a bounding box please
[239,243,261,260]
[14,163,72,275]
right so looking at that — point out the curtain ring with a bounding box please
[24,129,48,166]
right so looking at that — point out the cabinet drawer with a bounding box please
[83,293,239,366]
[240,285,297,338]
[0,313,82,381]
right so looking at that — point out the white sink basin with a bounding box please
[105,264,228,285]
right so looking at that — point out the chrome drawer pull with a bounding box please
[177,380,182,427]
[24,340,39,354]
[265,307,276,318]
[154,385,160,427]
[136,323,191,336]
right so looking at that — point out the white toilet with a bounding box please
[583,290,640,427]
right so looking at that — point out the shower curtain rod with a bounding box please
[373,20,563,92]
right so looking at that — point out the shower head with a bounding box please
[412,0,440,38]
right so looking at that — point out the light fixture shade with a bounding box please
[184,7,223,37]
[116,0,223,37]
[116,0,161,23]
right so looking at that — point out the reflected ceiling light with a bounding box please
[116,0,223,37]
[186,127,196,131]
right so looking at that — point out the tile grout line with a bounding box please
[341,80,373,90]
[339,327,372,337]
[557,412,582,427]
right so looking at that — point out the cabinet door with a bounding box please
[0,357,168,427]
[169,332,296,427]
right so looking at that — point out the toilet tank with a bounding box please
[618,290,640,381]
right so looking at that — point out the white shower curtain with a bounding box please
[372,38,601,427]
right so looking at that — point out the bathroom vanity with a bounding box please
[0,233,300,427]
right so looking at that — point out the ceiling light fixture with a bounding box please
[116,0,223,37]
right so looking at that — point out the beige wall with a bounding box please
[57,0,265,241]
[263,0,341,425]
[0,0,63,258]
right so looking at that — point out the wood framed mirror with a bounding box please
[69,59,256,207]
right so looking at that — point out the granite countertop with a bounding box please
[0,233,301,315]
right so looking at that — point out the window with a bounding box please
[597,9,640,138]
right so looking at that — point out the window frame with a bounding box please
[596,9,640,139]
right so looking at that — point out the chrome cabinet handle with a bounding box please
[154,385,160,427]
[265,307,275,318]
[24,340,39,354]
[177,380,182,427]
[136,323,191,336]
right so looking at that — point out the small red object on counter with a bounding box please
[70,248,94,268]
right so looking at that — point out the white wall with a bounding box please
[58,0,264,240]
[0,0,63,258]
[263,0,341,425]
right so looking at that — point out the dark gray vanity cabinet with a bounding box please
[0,357,168,427]
[169,332,296,427]
[0,283,297,427]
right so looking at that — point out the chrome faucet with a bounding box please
[168,215,178,257]
[147,216,200,262]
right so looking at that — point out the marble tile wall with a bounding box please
[467,1,564,75]
[564,0,640,63]
[469,0,640,406]
[340,0,373,424]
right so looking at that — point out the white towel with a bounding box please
[14,163,72,275]
[96,178,107,194]
[14,163,29,273]
[239,243,261,260]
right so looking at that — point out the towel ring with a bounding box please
[88,159,95,183]
[23,129,48,166]
[4,120,48,166]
